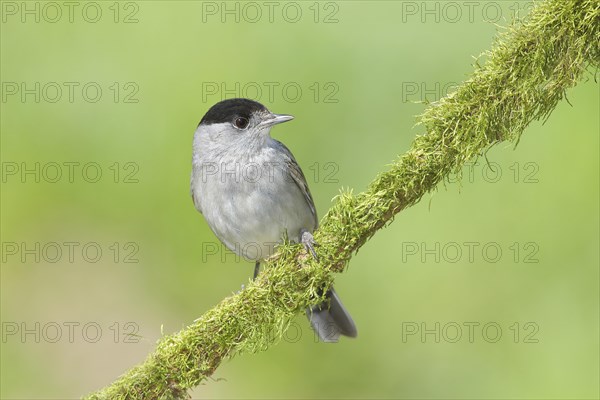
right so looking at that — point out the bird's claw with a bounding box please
[301,230,319,261]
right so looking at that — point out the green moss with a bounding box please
[86,1,599,398]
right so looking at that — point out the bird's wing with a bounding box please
[273,139,318,229]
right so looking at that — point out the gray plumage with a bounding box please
[191,98,357,342]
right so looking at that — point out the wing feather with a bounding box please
[272,140,318,229]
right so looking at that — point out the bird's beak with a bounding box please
[259,113,294,128]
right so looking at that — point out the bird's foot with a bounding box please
[235,283,245,294]
[301,230,319,261]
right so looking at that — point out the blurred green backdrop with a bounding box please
[1,1,598,398]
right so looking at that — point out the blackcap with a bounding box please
[190,98,357,342]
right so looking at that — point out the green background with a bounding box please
[1,1,598,398]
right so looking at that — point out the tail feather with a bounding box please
[306,287,357,343]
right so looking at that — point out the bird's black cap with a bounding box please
[199,98,267,125]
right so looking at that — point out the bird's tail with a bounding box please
[306,287,357,343]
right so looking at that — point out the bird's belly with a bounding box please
[194,172,313,261]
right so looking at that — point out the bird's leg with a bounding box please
[236,262,259,292]
[301,229,319,261]
[236,263,259,294]
[253,261,261,280]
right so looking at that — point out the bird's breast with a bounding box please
[191,150,314,261]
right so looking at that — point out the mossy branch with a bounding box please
[87,1,599,398]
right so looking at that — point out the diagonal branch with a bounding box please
[86,1,599,398]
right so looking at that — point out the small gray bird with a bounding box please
[190,98,357,342]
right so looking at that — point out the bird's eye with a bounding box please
[234,117,249,129]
